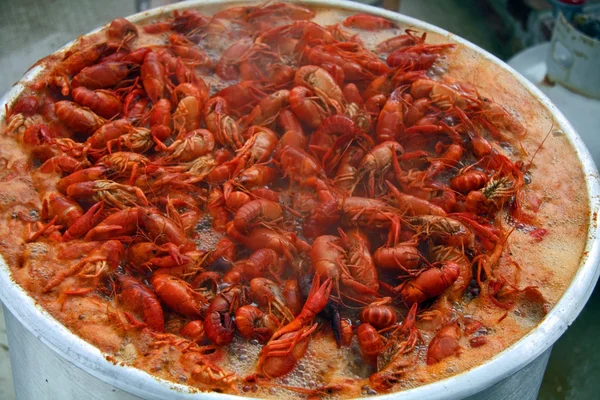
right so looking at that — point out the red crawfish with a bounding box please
[353,141,404,197]
[55,101,105,135]
[282,279,303,317]
[66,180,148,209]
[397,261,460,305]
[71,61,136,90]
[106,18,138,50]
[150,272,208,317]
[386,180,447,217]
[223,249,281,285]
[255,276,332,378]
[47,43,106,95]
[338,228,380,300]
[71,87,122,119]
[235,305,279,343]
[84,207,139,242]
[373,220,421,274]
[43,240,124,293]
[233,199,283,234]
[357,323,384,365]
[180,320,207,343]
[427,322,462,364]
[343,14,398,30]
[360,297,397,329]
[117,274,164,332]
[250,277,295,324]
[369,303,421,389]
[138,207,189,247]
[85,119,137,152]
[204,284,248,346]
[267,276,332,342]
[408,215,475,249]
[141,52,167,102]
[41,192,85,229]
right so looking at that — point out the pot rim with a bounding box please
[0,1,598,399]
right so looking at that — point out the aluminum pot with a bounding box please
[0,1,599,399]
[546,12,600,100]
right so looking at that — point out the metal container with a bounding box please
[1,1,599,399]
[546,12,600,99]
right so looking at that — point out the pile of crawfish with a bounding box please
[6,2,545,395]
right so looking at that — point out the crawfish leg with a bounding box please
[43,255,105,292]
[265,338,301,357]
[273,299,295,323]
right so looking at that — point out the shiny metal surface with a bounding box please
[0,1,599,399]
[463,349,552,400]
[546,13,600,99]
[2,305,141,400]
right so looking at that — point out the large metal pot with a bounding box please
[1,1,599,399]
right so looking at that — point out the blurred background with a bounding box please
[0,0,598,399]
